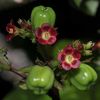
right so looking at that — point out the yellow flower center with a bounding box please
[65,55,74,64]
[9,28,14,34]
[42,32,50,40]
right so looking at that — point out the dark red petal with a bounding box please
[35,28,42,38]
[5,34,14,41]
[41,23,50,31]
[6,24,16,33]
[71,60,77,65]
[77,44,83,50]
[49,28,57,36]
[71,60,80,68]
[47,36,57,45]
[58,51,66,62]
[58,51,63,61]
[64,45,74,54]
[73,50,81,59]
[60,54,66,61]
[64,49,73,54]
[27,25,32,30]
[61,61,71,70]
[37,38,48,45]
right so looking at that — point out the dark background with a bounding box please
[0,0,100,99]
[0,0,100,39]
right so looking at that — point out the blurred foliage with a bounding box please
[3,88,52,100]
[71,0,99,16]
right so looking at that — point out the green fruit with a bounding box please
[59,81,91,100]
[31,5,56,28]
[70,63,97,90]
[26,65,54,95]
[52,39,72,59]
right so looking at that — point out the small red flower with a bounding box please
[6,21,17,41]
[6,21,16,34]
[58,45,81,71]
[35,23,57,45]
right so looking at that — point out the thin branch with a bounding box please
[10,67,26,79]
